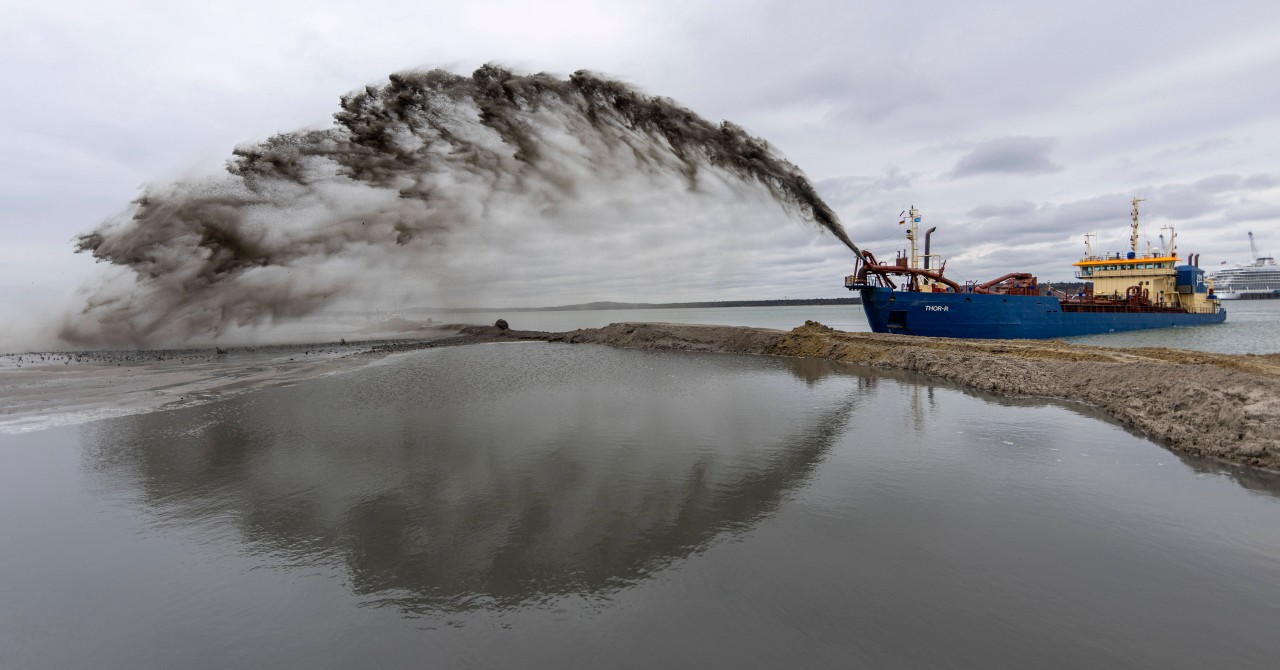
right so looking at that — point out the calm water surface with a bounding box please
[3,343,1279,668]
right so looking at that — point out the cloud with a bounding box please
[952,174,1277,248]
[1154,137,1237,159]
[966,200,1037,220]
[950,136,1062,178]
[814,167,913,207]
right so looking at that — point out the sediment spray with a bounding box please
[64,65,859,346]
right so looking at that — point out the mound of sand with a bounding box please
[771,322,1279,470]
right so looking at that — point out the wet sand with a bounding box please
[3,321,1277,471]
[0,330,465,432]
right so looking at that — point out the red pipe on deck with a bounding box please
[976,273,1035,291]
[856,259,963,293]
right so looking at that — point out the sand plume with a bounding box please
[63,65,856,346]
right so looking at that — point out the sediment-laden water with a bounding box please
[2,343,1278,668]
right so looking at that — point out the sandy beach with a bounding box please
[3,321,1277,471]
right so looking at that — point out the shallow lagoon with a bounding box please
[3,343,1279,668]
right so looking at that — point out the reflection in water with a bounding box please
[841,361,1280,498]
[8,343,1280,669]
[1171,450,1280,499]
[81,345,865,614]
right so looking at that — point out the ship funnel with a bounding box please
[923,227,937,269]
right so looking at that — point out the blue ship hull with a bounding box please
[858,287,1227,339]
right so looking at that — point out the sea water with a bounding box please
[2,343,1278,668]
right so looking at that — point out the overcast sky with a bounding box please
[3,0,1279,344]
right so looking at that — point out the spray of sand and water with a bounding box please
[62,65,858,347]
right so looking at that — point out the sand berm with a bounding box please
[422,320,1280,471]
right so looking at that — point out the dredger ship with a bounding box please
[844,199,1226,339]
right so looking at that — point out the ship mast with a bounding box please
[1161,225,1177,258]
[1129,197,1145,255]
[906,206,920,269]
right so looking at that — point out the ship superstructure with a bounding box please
[844,199,1226,339]
[1068,198,1222,314]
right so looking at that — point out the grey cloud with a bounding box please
[1241,174,1280,190]
[931,194,1121,252]
[1220,200,1280,225]
[825,67,944,126]
[967,200,1037,220]
[1154,137,1236,159]
[1147,173,1280,220]
[815,167,913,207]
[1185,173,1280,193]
[950,136,1062,178]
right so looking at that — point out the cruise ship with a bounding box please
[844,199,1226,339]
[1208,233,1280,299]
